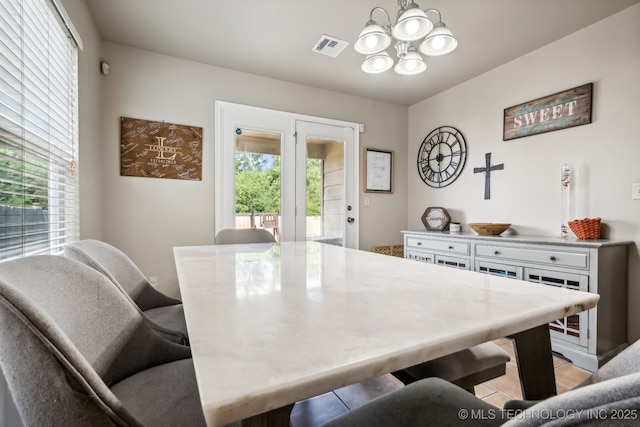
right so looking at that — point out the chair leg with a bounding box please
[390,369,418,385]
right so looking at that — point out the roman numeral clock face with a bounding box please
[417,126,467,188]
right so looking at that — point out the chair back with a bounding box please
[505,339,640,426]
[505,373,640,426]
[581,339,640,386]
[0,255,191,426]
[215,228,276,244]
[64,239,180,311]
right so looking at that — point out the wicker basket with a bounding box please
[372,245,404,257]
[391,245,404,257]
[372,245,393,256]
[568,217,601,240]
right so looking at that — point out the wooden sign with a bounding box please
[120,117,202,180]
[503,83,592,141]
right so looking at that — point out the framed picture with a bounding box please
[364,148,393,193]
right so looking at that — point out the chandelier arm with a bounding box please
[369,7,391,26]
[424,8,442,23]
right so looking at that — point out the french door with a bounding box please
[215,102,359,248]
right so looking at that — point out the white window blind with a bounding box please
[0,0,79,260]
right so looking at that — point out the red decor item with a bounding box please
[568,217,601,240]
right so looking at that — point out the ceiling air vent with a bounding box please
[312,34,349,58]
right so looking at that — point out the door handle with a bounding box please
[347,217,355,224]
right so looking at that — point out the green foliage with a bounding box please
[0,147,48,209]
[235,152,279,214]
[234,152,321,216]
[235,152,268,172]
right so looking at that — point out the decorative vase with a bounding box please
[560,164,571,238]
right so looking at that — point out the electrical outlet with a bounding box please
[633,183,640,200]
[364,197,370,207]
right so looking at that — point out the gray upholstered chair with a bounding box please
[64,239,188,345]
[392,341,510,393]
[324,339,640,427]
[0,255,206,427]
[214,228,276,244]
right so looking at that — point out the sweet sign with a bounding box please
[503,83,592,141]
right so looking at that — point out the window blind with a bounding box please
[0,0,79,260]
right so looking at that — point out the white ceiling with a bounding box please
[84,0,639,106]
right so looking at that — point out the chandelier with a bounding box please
[354,0,458,75]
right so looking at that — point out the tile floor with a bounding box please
[290,338,593,427]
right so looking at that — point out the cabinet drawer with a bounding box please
[435,255,471,270]
[406,237,469,255]
[476,245,588,269]
[475,260,523,279]
[406,249,435,264]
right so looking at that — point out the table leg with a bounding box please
[240,403,295,427]
[508,324,557,400]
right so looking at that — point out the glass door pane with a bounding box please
[305,138,344,246]
[295,120,356,248]
[234,128,281,241]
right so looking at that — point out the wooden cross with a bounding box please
[473,152,504,200]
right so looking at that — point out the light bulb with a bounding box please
[431,36,445,51]
[373,57,385,70]
[365,34,378,49]
[405,19,419,35]
[405,59,418,71]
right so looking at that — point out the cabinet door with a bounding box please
[524,267,589,347]
[434,254,471,270]
[475,260,523,279]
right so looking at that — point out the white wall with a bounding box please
[98,43,408,298]
[408,5,640,341]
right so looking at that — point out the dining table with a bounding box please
[173,241,599,427]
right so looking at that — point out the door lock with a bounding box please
[347,217,355,224]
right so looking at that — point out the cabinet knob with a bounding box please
[448,245,454,250]
[550,256,557,261]
[494,250,500,255]
[417,242,422,246]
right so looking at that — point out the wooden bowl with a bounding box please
[469,223,511,236]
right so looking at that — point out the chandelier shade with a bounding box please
[419,23,458,56]
[354,23,392,55]
[392,6,433,41]
[361,52,394,73]
[394,48,427,75]
[354,1,457,75]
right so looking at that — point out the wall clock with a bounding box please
[417,126,467,188]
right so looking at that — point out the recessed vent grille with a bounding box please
[312,34,349,58]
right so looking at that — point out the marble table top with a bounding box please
[174,241,599,426]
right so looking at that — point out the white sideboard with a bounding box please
[402,230,630,372]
